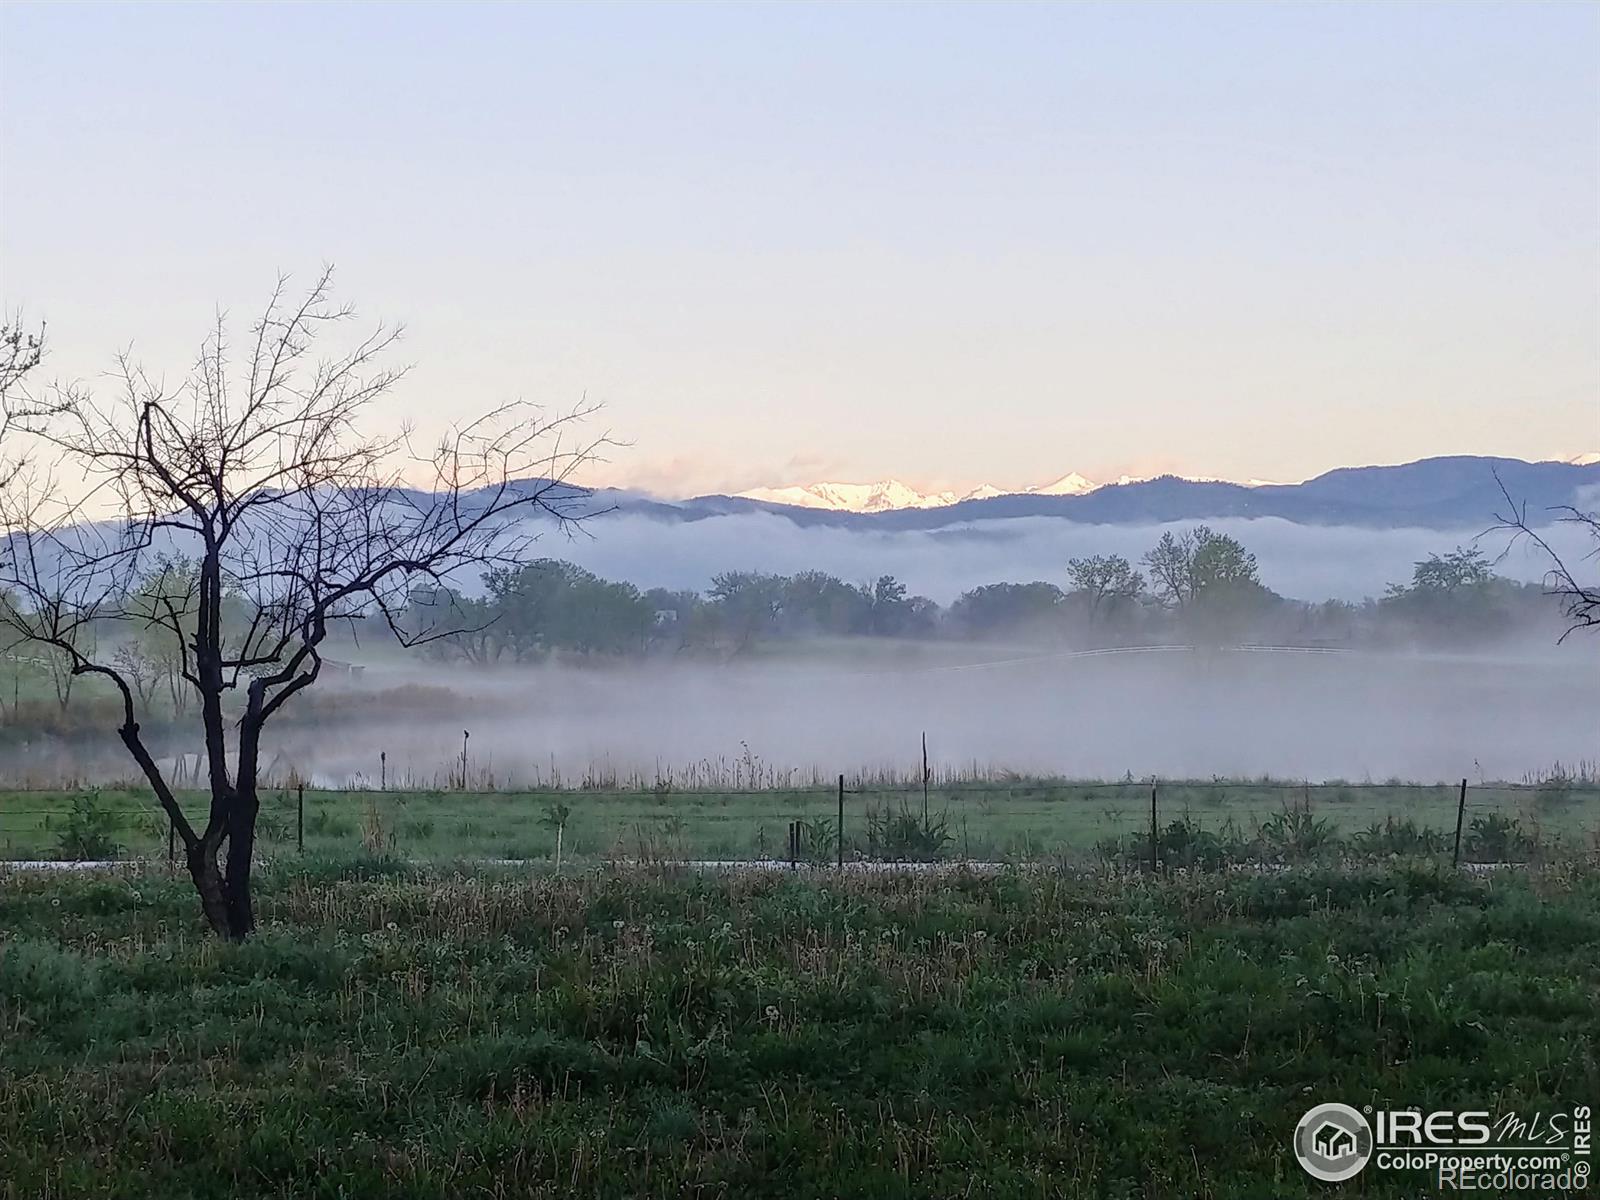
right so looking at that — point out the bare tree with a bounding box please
[0,271,606,938]
[1065,554,1144,625]
[1492,474,1599,641]
[0,319,44,398]
[110,641,164,706]
[44,638,88,713]
[0,317,46,494]
[1141,530,1197,610]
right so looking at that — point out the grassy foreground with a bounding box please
[1,861,1597,1198]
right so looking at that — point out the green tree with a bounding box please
[779,571,871,636]
[1066,554,1145,624]
[1382,545,1508,641]
[949,582,1064,637]
[869,575,912,635]
[709,571,787,649]
[485,560,650,658]
[1143,527,1261,610]
[1403,546,1492,593]
[1190,526,1259,594]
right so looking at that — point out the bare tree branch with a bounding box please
[1489,468,1600,642]
[0,272,610,938]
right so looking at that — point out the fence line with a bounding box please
[1,728,1591,867]
[0,778,1583,821]
[0,777,1580,804]
[0,775,1592,816]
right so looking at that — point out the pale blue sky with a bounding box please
[2,1,1596,495]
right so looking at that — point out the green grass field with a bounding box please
[2,778,1597,864]
[1,861,1596,1197]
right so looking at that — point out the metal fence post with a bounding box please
[837,774,845,871]
[1149,783,1158,875]
[1452,778,1467,868]
[297,783,305,852]
[167,816,175,868]
[921,732,930,827]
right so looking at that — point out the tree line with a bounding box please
[397,528,1559,663]
[3,524,1562,711]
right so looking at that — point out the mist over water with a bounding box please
[247,646,1597,787]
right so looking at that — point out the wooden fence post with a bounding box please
[1452,778,1467,869]
[167,816,175,869]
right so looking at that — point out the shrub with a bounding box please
[799,815,838,865]
[1465,814,1538,863]
[863,801,952,862]
[1095,816,1244,872]
[53,791,122,861]
[1254,804,1339,862]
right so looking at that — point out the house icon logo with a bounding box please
[1314,1122,1355,1158]
[1294,1103,1373,1181]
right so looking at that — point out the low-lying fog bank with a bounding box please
[9,645,1584,789]
[547,513,1596,605]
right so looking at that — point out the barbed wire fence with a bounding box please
[1,731,1595,869]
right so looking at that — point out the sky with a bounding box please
[2,1,1597,498]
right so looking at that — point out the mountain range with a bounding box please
[734,472,1094,513]
[581,455,1600,532]
[733,457,1597,515]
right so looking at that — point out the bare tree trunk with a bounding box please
[223,787,258,939]
[182,803,257,942]
[118,713,251,940]
[186,834,234,938]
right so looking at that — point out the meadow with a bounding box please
[1,776,1596,866]
[1,860,1596,1197]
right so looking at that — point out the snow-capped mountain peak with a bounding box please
[735,479,983,513]
[736,473,1101,512]
[1028,472,1096,497]
[960,483,1005,501]
[733,466,1299,512]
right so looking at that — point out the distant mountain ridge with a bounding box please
[729,454,1595,515]
[584,455,1600,532]
[734,471,1096,513]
